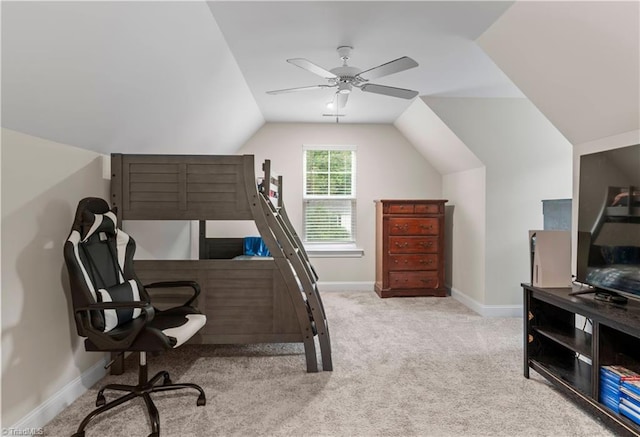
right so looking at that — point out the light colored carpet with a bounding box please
[45,292,614,436]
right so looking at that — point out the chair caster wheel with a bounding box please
[96,393,106,407]
[163,375,172,385]
[197,394,206,406]
[148,433,159,437]
[71,432,85,437]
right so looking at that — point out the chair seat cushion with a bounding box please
[149,309,206,348]
[88,309,206,352]
[159,314,207,348]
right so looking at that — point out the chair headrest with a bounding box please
[81,209,118,242]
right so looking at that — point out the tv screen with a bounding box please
[576,144,640,300]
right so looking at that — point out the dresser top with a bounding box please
[375,199,448,204]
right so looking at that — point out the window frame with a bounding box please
[302,145,358,249]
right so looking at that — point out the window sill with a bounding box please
[304,244,364,258]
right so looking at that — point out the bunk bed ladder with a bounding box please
[260,198,333,371]
[261,161,332,371]
[258,194,333,372]
[243,161,320,373]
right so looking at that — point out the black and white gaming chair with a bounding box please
[63,197,207,437]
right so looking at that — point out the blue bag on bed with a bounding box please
[244,237,271,257]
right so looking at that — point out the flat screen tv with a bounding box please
[574,143,640,303]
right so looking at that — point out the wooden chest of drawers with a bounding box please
[375,199,448,298]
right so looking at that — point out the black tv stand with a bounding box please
[523,284,640,436]
[569,287,629,305]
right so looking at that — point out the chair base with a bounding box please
[72,363,205,437]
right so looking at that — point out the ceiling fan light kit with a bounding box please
[337,82,352,94]
[267,46,420,112]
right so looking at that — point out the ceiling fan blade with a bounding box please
[336,92,349,109]
[287,58,338,79]
[267,84,333,95]
[356,56,418,81]
[360,83,419,99]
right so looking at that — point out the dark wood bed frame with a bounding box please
[110,154,332,373]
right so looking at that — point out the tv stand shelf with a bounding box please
[532,325,592,357]
[523,284,640,436]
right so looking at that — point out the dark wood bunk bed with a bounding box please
[110,154,332,373]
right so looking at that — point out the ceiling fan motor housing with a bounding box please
[330,65,364,90]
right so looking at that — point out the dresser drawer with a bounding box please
[387,203,414,214]
[389,271,439,289]
[414,203,441,214]
[389,254,439,271]
[389,218,439,236]
[389,236,438,253]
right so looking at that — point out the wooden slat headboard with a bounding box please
[111,154,257,220]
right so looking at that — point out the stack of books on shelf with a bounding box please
[600,365,640,424]
[620,380,640,425]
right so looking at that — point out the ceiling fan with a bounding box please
[266,46,420,110]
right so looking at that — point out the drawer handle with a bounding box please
[418,241,434,248]
[419,259,434,265]
[420,224,433,230]
[394,242,409,248]
[393,224,409,231]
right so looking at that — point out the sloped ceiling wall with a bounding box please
[394,98,483,175]
[1,1,263,155]
[478,1,640,145]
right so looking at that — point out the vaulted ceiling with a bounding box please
[2,1,639,158]
[209,1,522,123]
[2,1,521,156]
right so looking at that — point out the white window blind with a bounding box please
[303,146,356,243]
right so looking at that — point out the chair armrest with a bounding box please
[144,281,201,307]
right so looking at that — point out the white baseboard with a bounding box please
[11,354,109,430]
[317,281,374,292]
[450,287,522,317]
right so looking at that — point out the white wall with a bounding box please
[443,167,486,304]
[123,220,193,260]
[425,97,573,306]
[1,129,110,427]
[234,122,443,283]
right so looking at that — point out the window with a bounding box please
[303,145,356,244]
